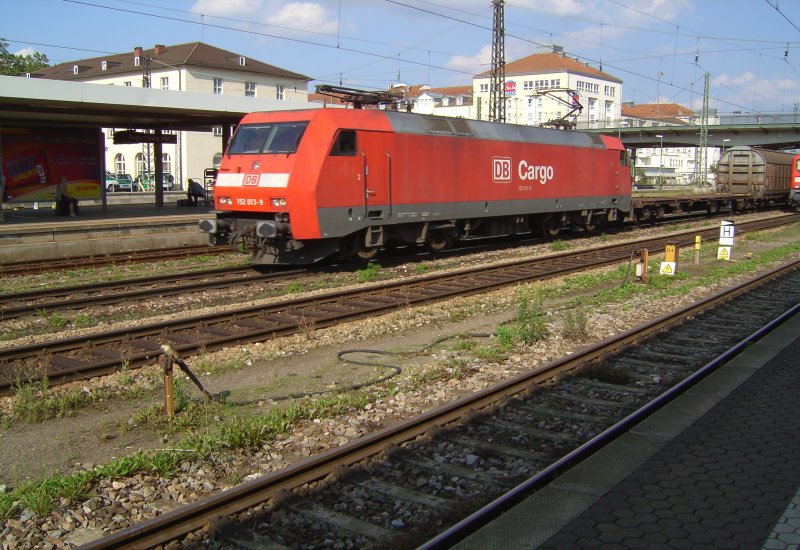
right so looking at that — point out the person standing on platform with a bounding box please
[57,176,78,217]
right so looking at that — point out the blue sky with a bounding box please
[3,0,799,115]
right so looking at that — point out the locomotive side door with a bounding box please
[358,131,391,220]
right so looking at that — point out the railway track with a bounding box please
[0,245,229,276]
[79,253,800,549]
[0,212,754,320]
[1,214,797,396]
[1,207,776,279]
[0,266,303,320]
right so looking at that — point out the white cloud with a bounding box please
[190,0,264,18]
[265,2,339,35]
[445,44,492,73]
[713,72,800,111]
[13,47,38,57]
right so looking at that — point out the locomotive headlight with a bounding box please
[219,197,232,205]
[271,198,287,207]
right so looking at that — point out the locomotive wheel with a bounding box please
[425,230,452,253]
[354,244,379,261]
[540,215,561,238]
[585,214,607,233]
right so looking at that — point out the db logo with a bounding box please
[243,174,260,186]
[492,157,512,183]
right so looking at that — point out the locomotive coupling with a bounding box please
[256,220,290,239]
[199,218,231,234]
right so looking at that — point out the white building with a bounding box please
[33,42,310,190]
[621,103,721,186]
[473,47,622,128]
[403,85,474,118]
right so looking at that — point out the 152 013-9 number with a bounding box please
[236,198,264,206]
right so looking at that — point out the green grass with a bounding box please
[12,378,85,422]
[356,262,382,283]
[497,287,549,348]
[0,450,182,521]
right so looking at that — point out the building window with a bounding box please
[479,83,489,93]
[162,153,171,175]
[442,97,449,106]
[605,100,614,120]
[124,81,132,87]
[604,85,615,96]
[456,96,463,106]
[523,80,533,91]
[276,85,285,100]
[213,78,223,95]
[160,77,169,90]
[245,82,256,97]
[135,153,145,176]
[115,153,126,174]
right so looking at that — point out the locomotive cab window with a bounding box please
[228,122,309,155]
[620,150,630,166]
[330,130,357,156]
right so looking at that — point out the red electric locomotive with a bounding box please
[791,153,800,208]
[200,107,632,265]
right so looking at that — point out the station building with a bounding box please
[31,42,310,190]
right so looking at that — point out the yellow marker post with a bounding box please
[695,236,701,265]
[661,243,678,276]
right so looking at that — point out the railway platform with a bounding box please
[0,199,214,265]
[453,309,800,549]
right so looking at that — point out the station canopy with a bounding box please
[0,75,317,132]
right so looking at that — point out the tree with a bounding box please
[1,38,49,76]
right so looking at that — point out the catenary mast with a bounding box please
[489,0,505,122]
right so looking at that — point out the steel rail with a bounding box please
[0,245,228,276]
[2,214,797,396]
[77,257,800,550]
[0,267,303,320]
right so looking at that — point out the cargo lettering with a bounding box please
[518,160,553,185]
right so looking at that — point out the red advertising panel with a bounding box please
[504,80,516,96]
[1,127,102,202]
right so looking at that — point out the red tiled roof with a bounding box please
[477,52,622,83]
[33,42,310,82]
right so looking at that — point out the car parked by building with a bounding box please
[105,172,137,192]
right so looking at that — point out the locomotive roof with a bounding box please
[384,111,608,148]
[241,109,611,148]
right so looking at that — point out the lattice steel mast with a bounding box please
[489,0,505,122]
[695,73,709,186]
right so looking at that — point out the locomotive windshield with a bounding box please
[228,122,309,155]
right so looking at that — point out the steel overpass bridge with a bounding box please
[590,122,800,150]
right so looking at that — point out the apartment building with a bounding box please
[473,46,622,128]
[32,42,310,189]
